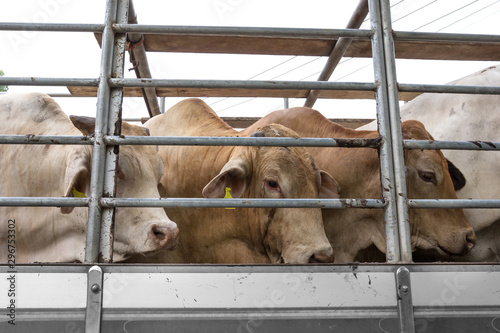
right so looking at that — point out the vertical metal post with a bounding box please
[85,0,120,263]
[368,0,401,263]
[85,266,104,333]
[160,96,166,114]
[99,0,129,262]
[284,97,289,109]
[395,266,415,333]
[379,0,413,263]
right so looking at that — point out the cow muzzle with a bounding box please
[151,224,179,250]
[309,248,335,263]
[439,227,476,256]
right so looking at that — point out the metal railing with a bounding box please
[1,0,500,332]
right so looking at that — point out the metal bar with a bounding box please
[0,197,89,207]
[84,0,119,264]
[408,199,500,209]
[0,135,93,145]
[85,266,103,333]
[159,96,166,113]
[3,196,499,210]
[284,97,289,109]
[395,266,415,333]
[127,0,161,117]
[0,22,104,32]
[98,0,129,263]
[0,77,98,86]
[404,140,500,150]
[100,197,385,209]
[112,24,373,39]
[394,30,500,43]
[104,135,382,147]
[398,83,500,95]
[109,78,377,90]
[9,262,500,274]
[4,134,498,151]
[368,0,401,263]
[304,0,369,108]
[379,0,413,263]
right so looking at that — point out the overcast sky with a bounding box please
[1,0,499,121]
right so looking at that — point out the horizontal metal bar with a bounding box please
[404,139,500,151]
[4,196,500,209]
[408,199,500,209]
[0,77,99,87]
[100,198,386,209]
[398,83,500,95]
[0,197,89,207]
[112,24,373,39]
[7,263,500,274]
[4,134,499,152]
[0,135,94,145]
[394,30,500,43]
[104,135,382,148]
[109,78,378,91]
[0,22,104,32]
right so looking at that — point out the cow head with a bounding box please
[402,120,476,257]
[202,124,340,264]
[67,116,179,261]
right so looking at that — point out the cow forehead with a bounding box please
[255,145,319,187]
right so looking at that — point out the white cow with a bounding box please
[361,65,500,261]
[0,92,179,263]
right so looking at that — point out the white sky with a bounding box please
[1,0,499,122]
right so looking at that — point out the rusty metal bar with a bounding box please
[368,0,401,263]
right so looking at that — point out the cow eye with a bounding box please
[418,170,437,186]
[266,180,280,191]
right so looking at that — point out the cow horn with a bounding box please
[250,131,265,137]
[70,115,96,136]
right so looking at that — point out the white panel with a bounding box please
[411,272,500,307]
[0,273,87,309]
[103,271,397,308]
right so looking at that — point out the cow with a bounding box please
[242,107,476,263]
[362,64,500,262]
[126,98,340,264]
[0,92,179,263]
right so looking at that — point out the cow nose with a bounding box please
[309,249,334,263]
[465,228,476,252]
[151,224,179,250]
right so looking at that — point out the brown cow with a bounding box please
[127,98,340,264]
[242,107,476,263]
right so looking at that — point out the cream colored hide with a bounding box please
[243,108,475,263]
[127,98,340,264]
[361,65,500,262]
[0,92,178,263]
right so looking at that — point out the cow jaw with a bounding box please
[263,208,334,264]
[410,209,476,257]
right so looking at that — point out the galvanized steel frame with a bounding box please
[0,0,499,332]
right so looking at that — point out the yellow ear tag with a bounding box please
[72,187,86,198]
[224,187,235,210]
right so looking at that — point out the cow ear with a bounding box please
[319,171,341,199]
[202,158,249,198]
[70,115,96,135]
[61,155,91,214]
[447,159,466,191]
